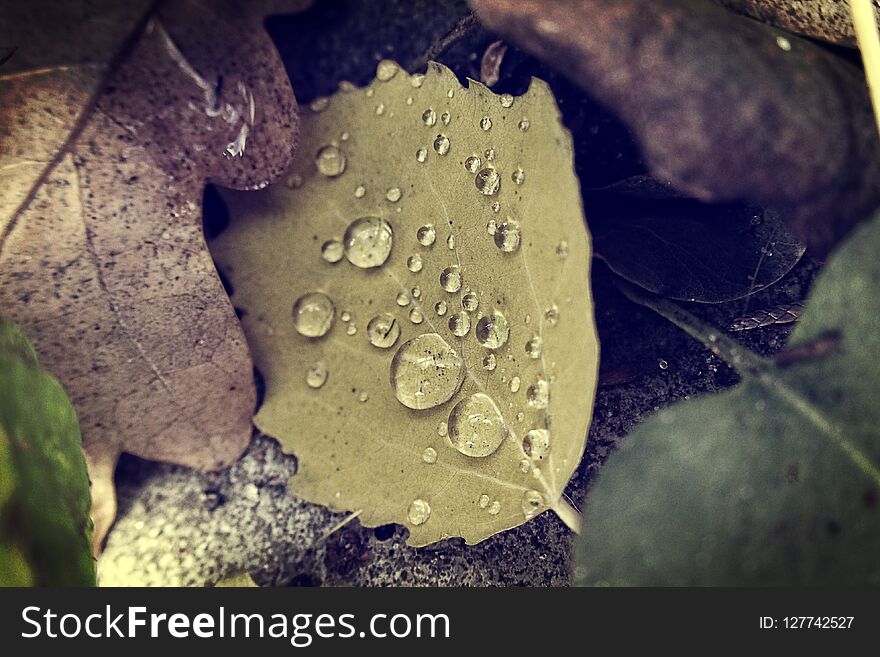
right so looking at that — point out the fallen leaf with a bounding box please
[588,194,805,303]
[213,61,598,545]
[0,318,94,586]
[0,0,307,551]
[717,0,875,46]
[469,0,880,252]
[480,40,508,87]
[575,214,880,585]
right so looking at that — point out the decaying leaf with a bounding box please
[717,0,877,46]
[213,61,598,545]
[0,318,94,586]
[469,0,880,252]
[575,214,880,585]
[0,0,307,550]
[587,194,805,303]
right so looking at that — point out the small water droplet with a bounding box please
[521,490,545,519]
[438,421,448,437]
[519,458,530,473]
[375,103,386,116]
[292,292,335,338]
[462,292,479,312]
[485,148,496,161]
[340,132,350,141]
[658,359,669,370]
[433,134,450,155]
[475,168,501,195]
[526,378,549,409]
[416,148,428,163]
[315,144,347,177]
[556,240,569,258]
[358,390,369,402]
[309,96,330,112]
[440,265,462,293]
[385,187,402,202]
[446,234,455,250]
[367,313,400,349]
[417,224,436,246]
[494,219,521,253]
[411,74,425,88]
[346,324,357,336]
[525,336,544,359]
[376,59,399,81]
[499,93,514,108]
[343,216,393,268]
[479,494,490,509]
[441,111,451,125]
[354,184,366,198]
[488,500,501,515]
[409,308,424,324]
[422,108,437,126]
[511,167,525,185]
[447,393,506,457]
[448,311,471,337]
[518,118,530,132]
[340,310,352,322]
[523,429,550,460]
[482,354,497,371]
[407,254,423,273]
[305,361,328,389]
[365,87,374,97]
[544,304,559,326]
[447,88,455,98]
[776,35,792,51]
[509,376,521,393]
[287,173,303,188]
[408,499,431,525]
[465,156,482,173]
[486,219,497,235]
[422,447,438,464]
[390,333,464,409]
[321,240,344,263]
[491,201,501,213]
[475,311,510,349]
[396,292,411,306]
[411,285,421,299]
[480,116,492,131]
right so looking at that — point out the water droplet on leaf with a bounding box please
[408,498,431,525]
[367,313,400,349]
[475,311,510,349]
[440,266,462,293]
[390,333,464,409]
[447,393,506,457]
[315,144,346,177]
[343,216,393,268]
[292,292,335,337]
[306,361,328,389]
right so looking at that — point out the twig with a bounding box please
[408,12,480,71]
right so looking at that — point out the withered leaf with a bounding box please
[470,0,880,252]
[0,0,307,550]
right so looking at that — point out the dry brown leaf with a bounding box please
[0,0,307,550]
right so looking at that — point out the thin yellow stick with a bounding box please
[851,0,880,135]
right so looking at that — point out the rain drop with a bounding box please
[422,447,438,464]
[411,74,425,88]
[465,156,482,173]
[385,187,402,202]
[485,148,496,161]
[343,216,393,268]
[315,145,346,177]
[440,265,462,293]
[416,148,428,163]
[479,494,490,509]
[354,184,366,198]
[475,311,510,349]
[408,499,431,525]
[367,313,400,349]
[438,421,448,437]
[407,254,423,272]
[409,308,424,324]
[523,429,550,460]
[544,304,559,326]
[462,293,479,312]
[375,59,399,81]
[411,285,421,299]
[375,103,385,116]
[518,118,530,132]
[494,219,521,253]
[521,490,545,519]
[309,96,330,112]
[346,324,357,336]
[511,167,525,185]
[525,336,544,359]
[321,240,344,263]
[526,378,550,409]
[475,168,501,195]
[441,111,451,125]
[390,333,464,409]
[417,224,436,246]
[446,234,455,250]
[305,361,328,389]
[491,201,501,213]
[434,300,448,316]
[556,240,569,258]
[422,108,437,126]
[433,134,450,155]
[447,393,506,457]
[488,501,501,515]
[448,311,471,337]
[486,219,497,235]
[509,376,521,393]
[480,116,492,131]
[499,93,514,108]
[292,292,335,338]
[482,354,497,371]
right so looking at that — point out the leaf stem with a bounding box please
[616,280,770,376]
[852,0,880,136]
[552,497,582,534]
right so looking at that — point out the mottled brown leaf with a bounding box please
[0,0,307,550]
[470,0,880,252]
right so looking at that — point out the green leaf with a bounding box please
[575,215,880,585]
[212,61,598,545]
[0,318,94,586]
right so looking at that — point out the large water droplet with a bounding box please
[306,361,328,389]
[526,378,550,409]
[292,292,335,338]
[315,145,346,177]
[494,219,521,253]
[407,254,423,273]
[475,168,501,195]
[440,265,462,293]
[448,311,471,337]
[321,240,343,263]
[447,393,506,457]
[475,311,510,349]
[390,333,464,410]
[367,313,400,349]
[521,490,545,519]
[433,134,450,155]
[343,216,393,268]
[376,59,399,81]
[409,308,424,324]
[523,429,550,460]
[408,499,431,525]
[465,156,481,173]
[396,291,410,306]
[417,224,436,246]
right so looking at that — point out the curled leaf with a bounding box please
[213,61,598,545]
